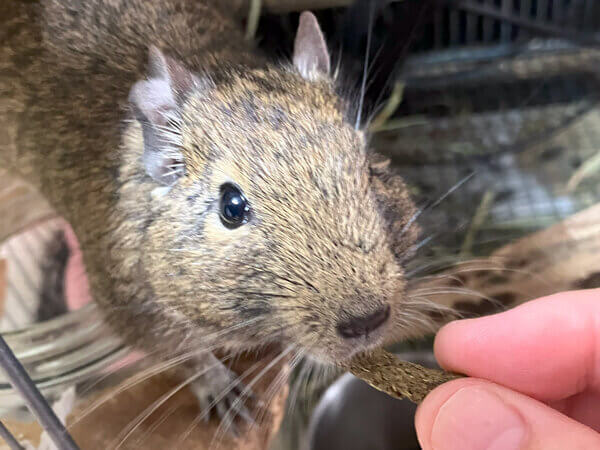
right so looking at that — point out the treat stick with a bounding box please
[343,348,463,403]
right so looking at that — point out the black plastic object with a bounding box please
[308,352,439,450]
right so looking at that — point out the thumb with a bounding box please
[415,379,600,450]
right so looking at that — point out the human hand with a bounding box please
[415,289,600,449]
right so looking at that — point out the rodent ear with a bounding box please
[128,46,197,186]
[293,11,330,80]
[146,46,198,101]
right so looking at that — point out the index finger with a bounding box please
[434,289,600,402]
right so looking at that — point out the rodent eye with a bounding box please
[219,183,250,229]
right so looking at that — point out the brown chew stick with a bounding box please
[344,348,462,403]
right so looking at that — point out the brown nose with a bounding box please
[336,305,390,339]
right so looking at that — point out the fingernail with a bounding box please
[431,386,527,450]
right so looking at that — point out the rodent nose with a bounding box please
[336,305,390,339]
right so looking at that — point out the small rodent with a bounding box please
[1,0,430,424]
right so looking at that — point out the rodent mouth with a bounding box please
[305,331,389,366]
[300,305,393,365]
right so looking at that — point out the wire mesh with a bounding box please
[378,40,600,257]
[430,0,600,48]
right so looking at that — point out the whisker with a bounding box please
[355,0,375,129]
[332,41,344,81]
[396,309,439,335]
[69,351,200,428]
[286,356,311,416]
[250,349,304,433]
[402,234,436,258]
[75,349,151,398]
[133,403,180,447]
[70,318,261,427]
[111,354,234,450]
[210,346,294,449]
[405,256,503,278]
[405,295,465,319]
[364,0,434,130]
[410,286,494,299]
[301,359,318,411]
[400,171,476,238]
[408,286,505,312]
[414,265,551,288]
[175,358,264,446]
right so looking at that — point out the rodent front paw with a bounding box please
[190,363,256,436]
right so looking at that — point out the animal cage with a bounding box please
[1,1,599,449]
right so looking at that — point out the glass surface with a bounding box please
[0,304,129,416]
[0,215,131,419]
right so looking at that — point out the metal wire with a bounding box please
[454,0,600,45]
[0,334,80,450]
[429,0,600,48]
[0,421,24,450]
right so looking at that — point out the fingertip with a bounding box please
[432,320,462,370]
[415,379,478,450]
[433,318,483,372]
[432,290,600,400]
[416,379,600,450]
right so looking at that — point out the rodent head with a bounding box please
[123,12,420,363]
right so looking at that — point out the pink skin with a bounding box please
[62,223,93,311]
[416,289,600,450]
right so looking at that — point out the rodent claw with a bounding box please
[189,363,256,435]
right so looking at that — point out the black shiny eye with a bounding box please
[219,183,250,228]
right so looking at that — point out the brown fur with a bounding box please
[0,0,425,372]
